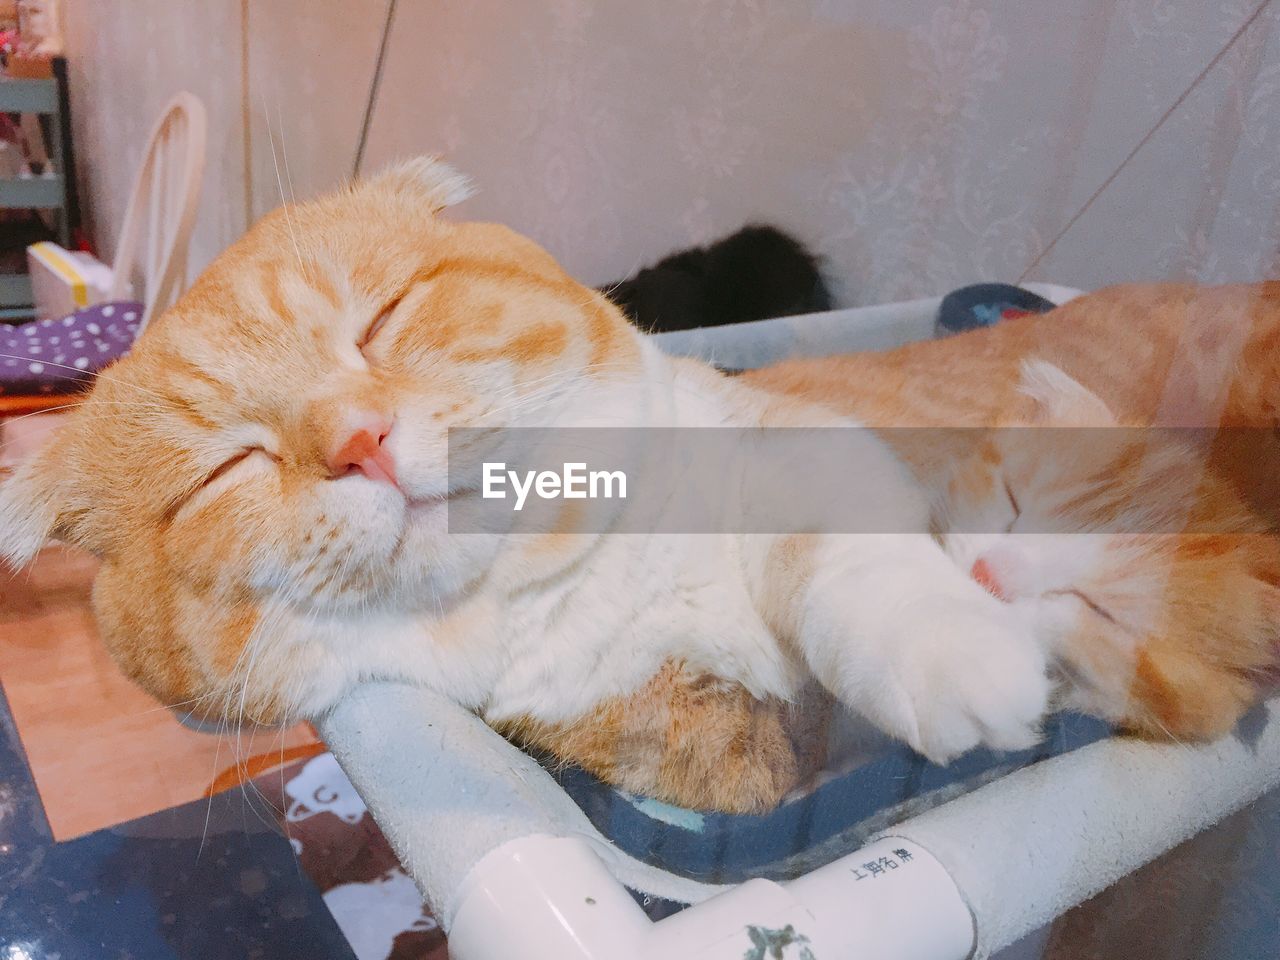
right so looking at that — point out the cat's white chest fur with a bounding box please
[463,346,811,724]
[481,531,803,724]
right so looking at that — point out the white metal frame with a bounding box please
[320,681,1280,960]
[107,91,207,332]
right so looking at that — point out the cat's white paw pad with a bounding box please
[880,598,1050,764]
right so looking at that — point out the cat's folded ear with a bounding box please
[362,156,474,212]
[0,445,75,569]
[1018,359,1118,427]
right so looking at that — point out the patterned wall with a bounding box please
[65,0,1280,306]
[62,0,387,277]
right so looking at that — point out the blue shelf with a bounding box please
[0,174,64,209]
[0,76,58,113]
[0,272,32,313]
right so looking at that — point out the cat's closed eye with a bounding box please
[358,296,403,353]
[1049,587,1120,627]
[1002,478,1020,533]
[199,446,276,490]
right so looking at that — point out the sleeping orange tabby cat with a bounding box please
[0,162,1275,816]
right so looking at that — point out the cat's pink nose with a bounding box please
[327,416,397,487]
[970,556,1009,602]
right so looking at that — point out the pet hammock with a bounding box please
[318,289,1280,960]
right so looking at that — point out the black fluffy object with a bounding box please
[601,225,832,333]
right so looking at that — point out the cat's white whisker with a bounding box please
[0,400,174,456]
[225,611,291,830]
[275,94,299,210]
[274,669,311,870]
[262,94,306,277]
[123,691,220,721]
[196,706,228,862]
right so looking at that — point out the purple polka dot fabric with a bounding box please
[0,300,144,395]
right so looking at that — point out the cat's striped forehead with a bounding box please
[145,218,568,352]
[106,185,630,425]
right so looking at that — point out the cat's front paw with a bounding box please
[874,596,1051,764]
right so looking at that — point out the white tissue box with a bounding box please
[26,241,116,321]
